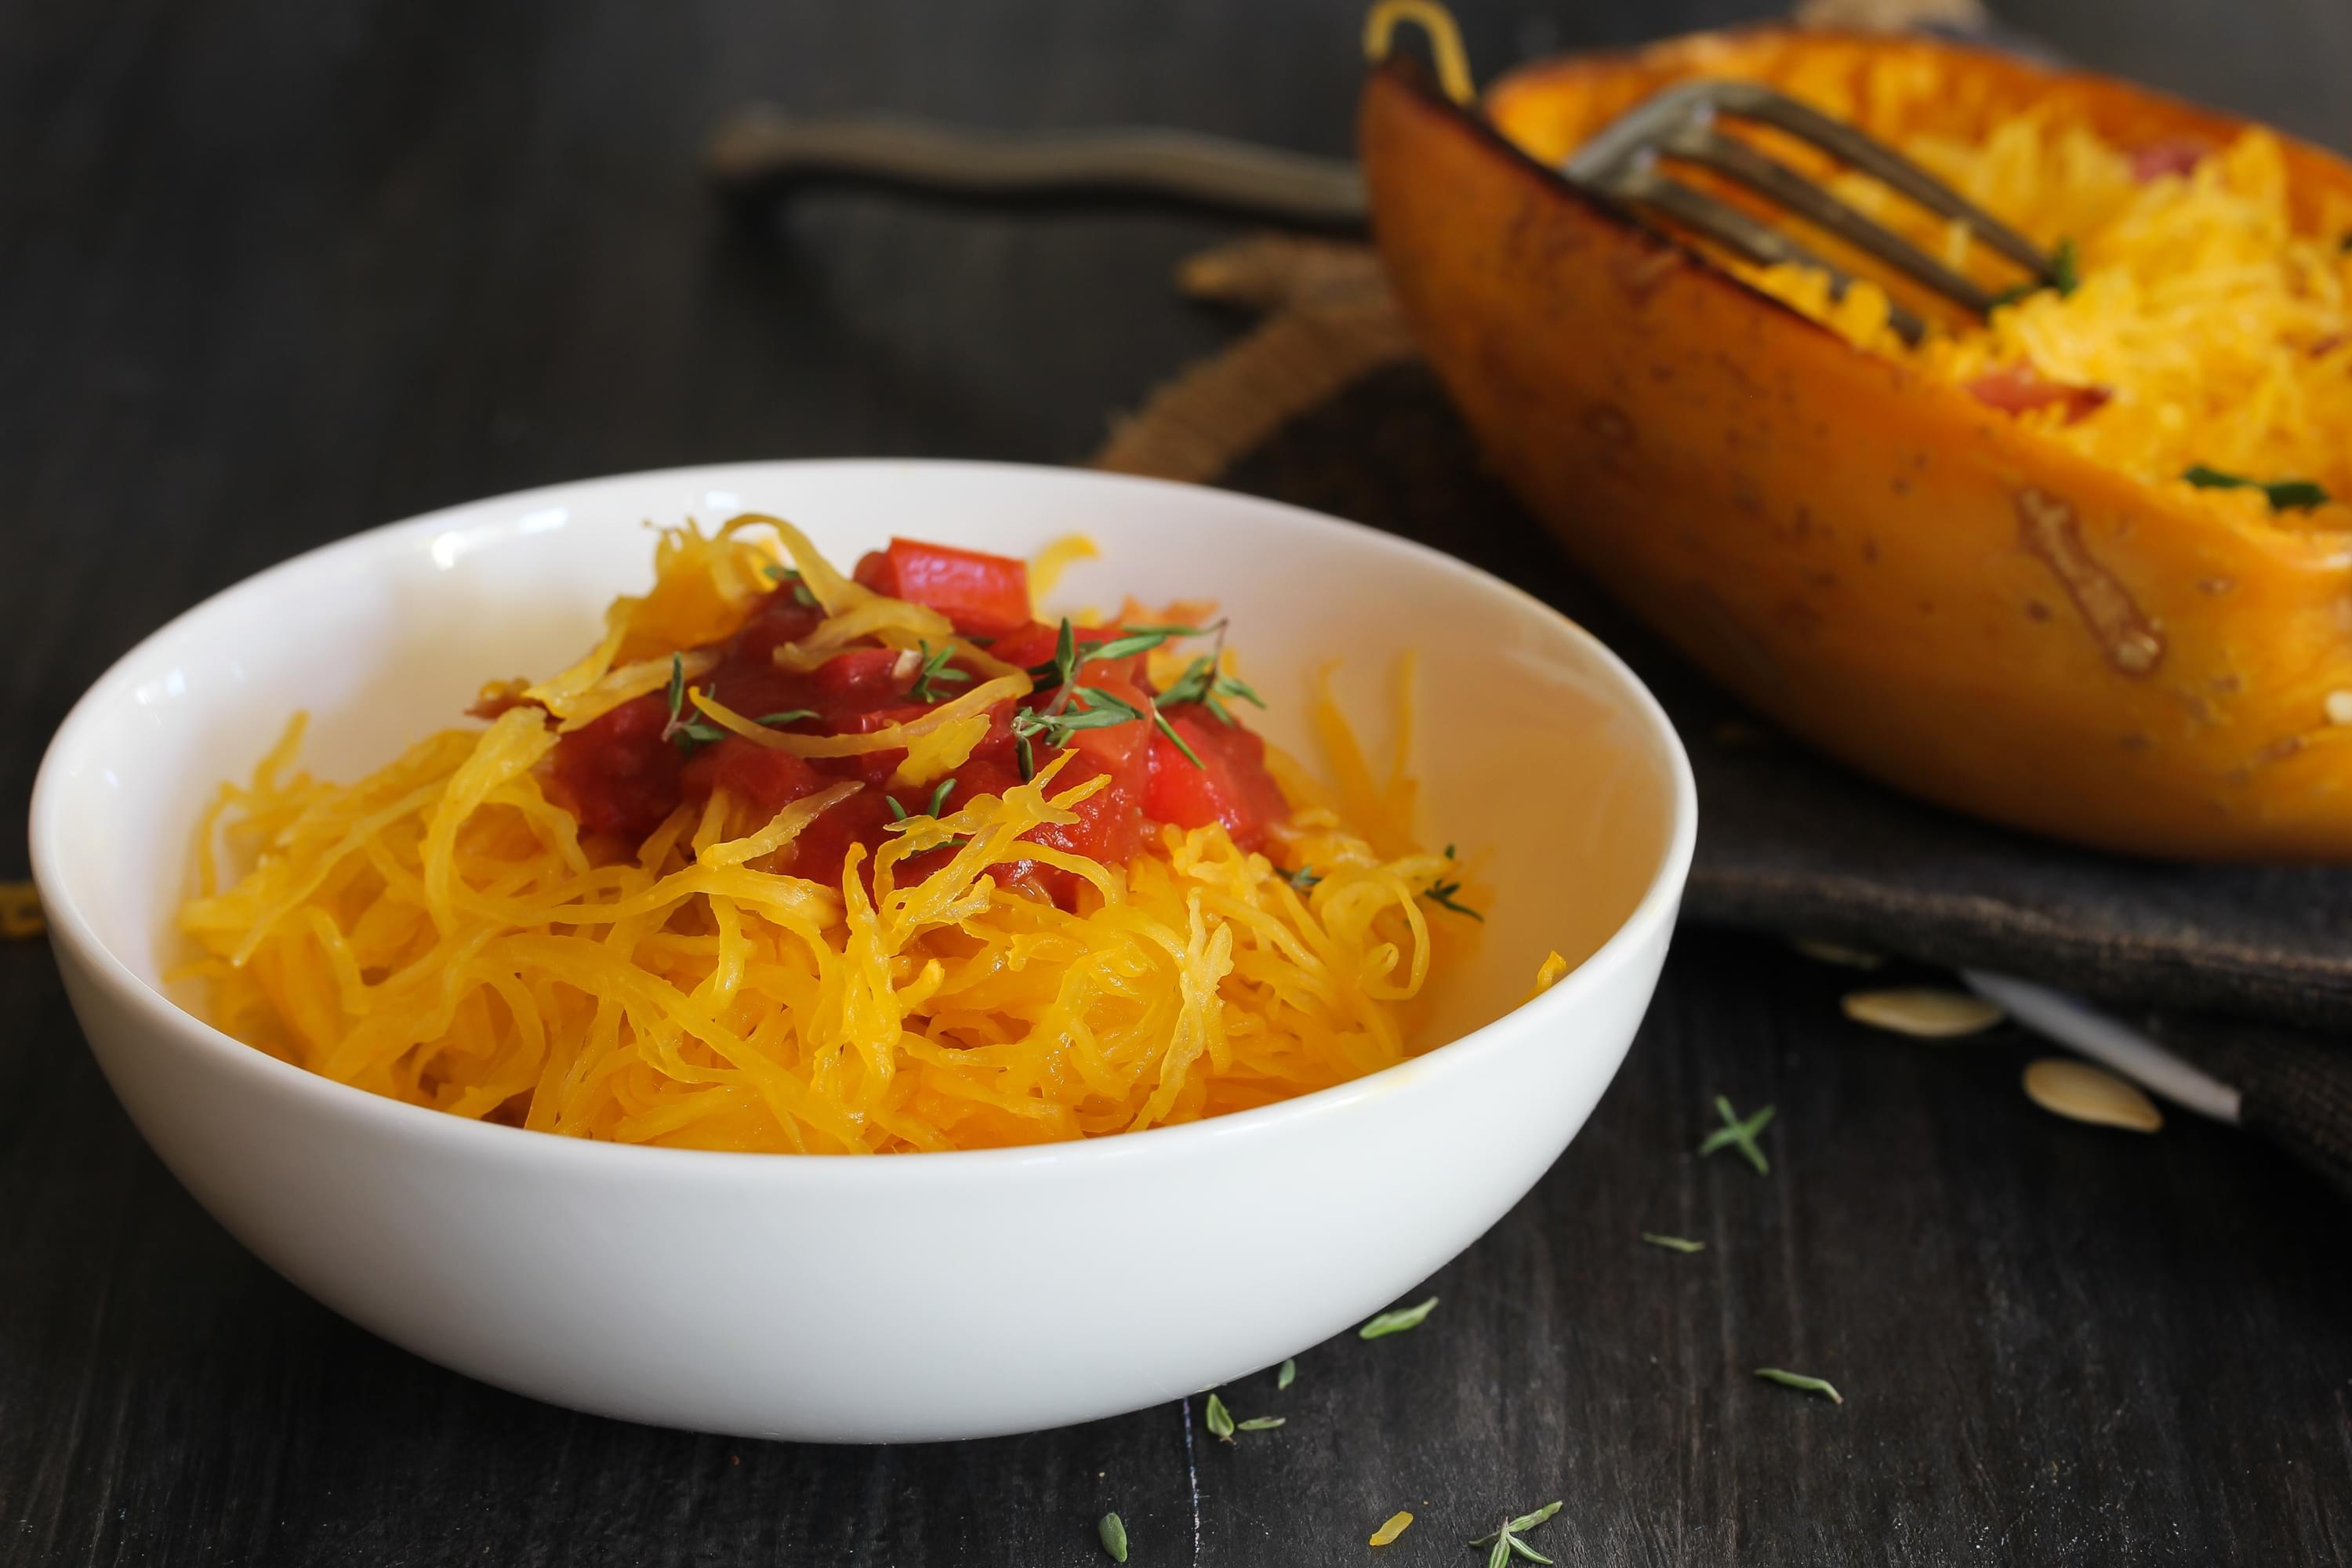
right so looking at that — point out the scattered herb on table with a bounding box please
[1276,1357,1297,1390]
[1697,1094,1775,1175]
[1203,1391,1236,1442]
[1097,1512,1129,1563]
[1235,1416,1286,1432]
[1640,1232,1705,1254]
[1470,1501,1564,1566]
[1755,1367,1843,1405]
[1359,1296,1439,1339]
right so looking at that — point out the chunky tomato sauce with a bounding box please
[546,539,1289,901]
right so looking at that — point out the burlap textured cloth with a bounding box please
[1094,235,2352,1196]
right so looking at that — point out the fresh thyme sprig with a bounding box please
[1470,1501,1564,1567]
[1011,686,1143,749]
[1697,1095,1775,1175]
[762,562,820,609]
[1013,617,1221,772]
[663,654,728,756]
[1025,618,1221,693]
[1160,653,1265,727]
[1421,845,1483,922]
[2183,464,2330,512]
[907,640,971,702]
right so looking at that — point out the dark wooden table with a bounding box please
[7,2,2352,1563]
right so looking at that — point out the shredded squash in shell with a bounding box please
[177,521,1466,1153]
[1733,101,2352,520]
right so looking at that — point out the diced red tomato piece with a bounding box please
[1144,706,1288,851]
[988,619,1148,688]
[728,589,827,666]
[2130,139,2209,182]
[549,692,684,841]
[866,538,1033,636]
[1965,364,2111,424]
[681,736,826,821]
[813,647,909,703]
[1029,681,1152,869]
[986,620,1060,670]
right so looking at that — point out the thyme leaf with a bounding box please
[1988,235,2078,307]
[1203,1391,1236,1442]
[1358,1296,1438,1339]
[2183,463,2330,512]
[1422,878,1484,922]
[1755,1367,1843,1404]
[1276,1357,1296,1390]
[755,710,819,728]
[1282,866,1323,893]
[1097,1512,1129,1563]
[907,641,972,702]
[1234,1416,1286,1432]
[762,563,820,609]
[1150,705,1203,768]
[1011,686,1142,749]
[1160,653,1265,727]
[662,655,726,755]
[1470,1501,1564,1566]
[1697,1095,1775,1175]
[1640,1232,1706,1254]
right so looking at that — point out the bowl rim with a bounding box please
[29,457,1698,1182]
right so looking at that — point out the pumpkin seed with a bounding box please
[1841,987,2005,1038]
[1791,938,1884,970]
[2023,1058,2163,1133]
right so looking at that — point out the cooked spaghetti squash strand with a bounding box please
[1029,533,1099,602]
[769,597,956,672]
[691,678,1031,758]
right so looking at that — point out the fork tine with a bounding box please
[1612,166,1926,343]
[1704,82,2053,281]
[1661,123,1998,314]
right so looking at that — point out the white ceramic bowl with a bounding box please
[31,460,1694,1442]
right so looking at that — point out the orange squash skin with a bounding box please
[1360,33,2352,860]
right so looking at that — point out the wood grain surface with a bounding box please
[5,2,2351,1563]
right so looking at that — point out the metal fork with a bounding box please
[1562,79,2059,343]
